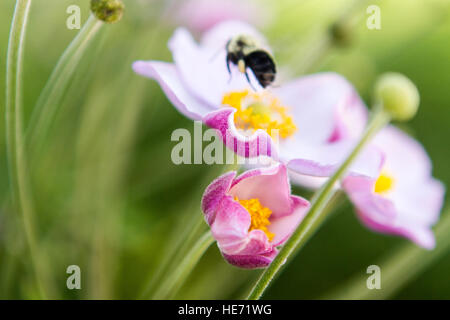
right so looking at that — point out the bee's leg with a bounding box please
[244,70,256,91]
[226,53,233,74]
[238,59,246,74]
[226,53,233,83]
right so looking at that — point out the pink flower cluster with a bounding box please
[133,21,444,268]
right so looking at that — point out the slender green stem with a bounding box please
[152,231,215,300]
[292,34,332,75]
[247,109,390,300]
[26,14,103,157]
[5,0,49,299]
[140,213,205,299]
[238,191,347,300]
[6,0,29,214]
[140,164,239,298]
[289,0,370,75]
[323,208,450,300]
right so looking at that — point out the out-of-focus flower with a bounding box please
[343,126,445,249]
[170,0,268,33]
[132,21,383,180]
[201,164,310,268]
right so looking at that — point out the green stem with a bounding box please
[289,0,369,75]
[324,208,450,300]
[238,191,346,300]
[152,231,215,300]
[247,109,390,300]
[5,0,49,299]
[140,213,205,299]
[26,14,103,157]
[140,164,239,299]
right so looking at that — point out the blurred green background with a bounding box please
[0,0,449,299]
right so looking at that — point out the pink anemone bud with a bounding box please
[201,164,310,268]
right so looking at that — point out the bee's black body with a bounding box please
[226,36,276,88]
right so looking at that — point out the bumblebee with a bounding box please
[226,35,276,88]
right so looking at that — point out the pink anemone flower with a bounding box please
[132,21,383,180]
[170,0,268,33]
[343,126,445,249]
[201,164,310,268]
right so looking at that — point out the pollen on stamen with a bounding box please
[222,90,297,139]
[374,172,394,194]
[235,197,275,242]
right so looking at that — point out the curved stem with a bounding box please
[289,0,370,75]
[6,0,48,299]
[247,109,390,300]
[26,15,103,157]
[152,231,215,300]
[140,213,205,299]
[140,164,239,298]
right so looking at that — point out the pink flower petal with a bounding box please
[200,20,267,51]
[211,196,272,256]
[173,1,266,33]
[330,88,368,141]
[210,195,250,242]
[287,172,329,190]
[273,72,368,145]
[229,164,293,217]
[286,139,384,179]
[343,174,444,249]
[373,126,432,184]
[392,178,445,226]
[270,195,310,246]
[234,229,272,255]
[168,27,262,108]
[203,107,277,158]
[132,61,213,119]
[201,171,236,225]
[222,248,278,269]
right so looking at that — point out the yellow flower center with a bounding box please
[374,172,395,194]
[235,197,275,241]
[222,90,297,139]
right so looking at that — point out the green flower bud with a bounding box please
[329,20,353,47]
[374,73,420,121]
[91,0,124,24]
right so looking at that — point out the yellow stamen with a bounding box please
[374,172,394,194]
[222,90,297,139]
[235,197,275,242]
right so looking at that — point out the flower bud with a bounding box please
[329,20,353,47]
[374,73,420,121]
[91,0,124,24]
